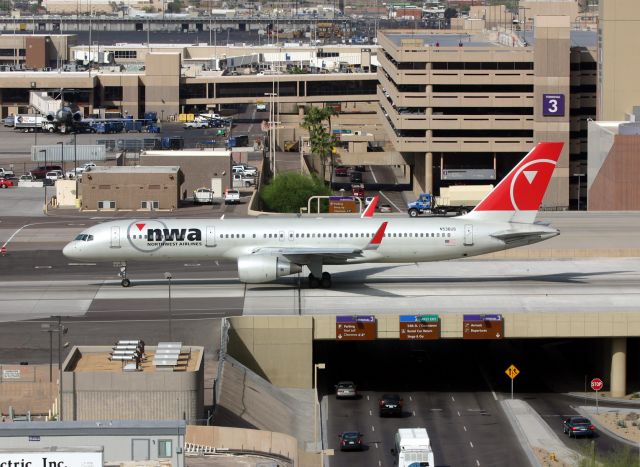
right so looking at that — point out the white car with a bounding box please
[232,164,258,176]
[66,168,84,179]
[45,170,64,181]
[223,189,240,204]
[83,162,97,171]
[256,103,267,112]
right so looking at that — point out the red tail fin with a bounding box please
[467,142,564,223]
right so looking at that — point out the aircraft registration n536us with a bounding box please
[63,142,563,288]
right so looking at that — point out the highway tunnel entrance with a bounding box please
[313,338,640,397]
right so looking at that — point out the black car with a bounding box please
[379,394,403,416]
[339,431,363,451]
[563,417,595,438]
[350,171,363,183]
[354,165,366,172]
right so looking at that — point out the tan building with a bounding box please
[80,166,183,212]
[61,345,204,422]
[598,0,640,121]
[0,34,75,69]
[378,19,571,208]
[140,149,232,198]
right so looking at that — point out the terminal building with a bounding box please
[0,20,598,208]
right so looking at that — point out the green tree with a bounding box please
[166,0,184,14]
[261,172,332,213]
[301,105,337,183]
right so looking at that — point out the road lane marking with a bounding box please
[409,396,413,401]
[457,411,461,417]
[375,443,378,449]
[463,426,467,432]
[370,167,379,183]
[469,441,474,448]
[412,410,415,417]
[430,408,443,412]
[371,425,375,432]
[367,395,370,401]
[476,460,480,466]
[369,410,372,416]
[451,396,455,402]
[378,461,382,466]
[67,223,85,226]
[34,266,52,269]
[184,263,201,267]
[68,263,96,266]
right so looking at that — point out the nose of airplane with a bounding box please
[62,241,79,260]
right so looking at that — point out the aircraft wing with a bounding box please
[253,246,365,262]
[249,221,389,261]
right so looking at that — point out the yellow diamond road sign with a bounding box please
[505,364,520,380]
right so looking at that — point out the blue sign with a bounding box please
[329,196,355,202]
[463,314,502,322]
[400,315,439,323]
[543,94,565,116]
[336,315,376,323]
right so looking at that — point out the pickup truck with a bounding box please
[193,187,215,204]
[0,168,15,178]
[232,173,255,188]
[223,189,241,204]
[183,120,208,129]
[232,165,258,176]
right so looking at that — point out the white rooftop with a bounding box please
[87,166,179,174]
[141,150,231,157]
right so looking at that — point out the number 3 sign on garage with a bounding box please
[543,94,565,117]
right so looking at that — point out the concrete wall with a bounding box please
[599,0,640,121]
[143,53,181,118]
[140,153,231,196]
[62,346,204,423]
[227,317,313,389]
[533,15,571,208]
[186,425,298,464]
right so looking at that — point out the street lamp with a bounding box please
[313,363,326,453]
[39,149,47,208]
[164,272,173,340]
[57,141,64,174]
[573,173,585,211]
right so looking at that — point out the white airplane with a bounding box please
[63,142,563,288]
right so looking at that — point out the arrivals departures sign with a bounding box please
[399,315,440,340]
[336,315,377,341]
[462,314,504,340]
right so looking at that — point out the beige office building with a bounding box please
[598,0,640,121]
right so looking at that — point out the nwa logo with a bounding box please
[128,221,202,253]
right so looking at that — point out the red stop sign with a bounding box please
[591,378,604,391]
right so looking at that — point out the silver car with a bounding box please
[335,381,357,399]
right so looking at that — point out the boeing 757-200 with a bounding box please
[63,142,563,288]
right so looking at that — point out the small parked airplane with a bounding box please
[63,142,563,288]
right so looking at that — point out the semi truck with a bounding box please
[407,185,493,217]
[392,428,435,467]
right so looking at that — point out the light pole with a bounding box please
[57,141,64,174]
[313,363,326,453]
[165,272,173,340]
[41,318,67,419]
[264,92,278,176]
[73,131,78,199]
[573,173,585,210]
[39,149,47,208]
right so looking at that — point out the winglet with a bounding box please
[365,221,388,250]
[361,196,379,218]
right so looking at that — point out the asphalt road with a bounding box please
[320,338,640,467]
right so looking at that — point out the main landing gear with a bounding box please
[118,264,131,287]
[308,272,332,289]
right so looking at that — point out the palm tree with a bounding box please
[301,105,337,183]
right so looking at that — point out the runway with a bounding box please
[1,253,639,321]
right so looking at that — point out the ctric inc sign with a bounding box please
[0,452,102,467]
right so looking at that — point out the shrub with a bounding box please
[261,172,332,213]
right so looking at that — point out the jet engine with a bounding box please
[237,255,302,283]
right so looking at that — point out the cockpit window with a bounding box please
[74,234,94,242]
